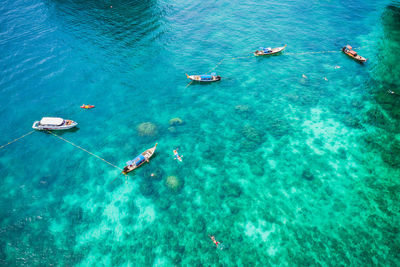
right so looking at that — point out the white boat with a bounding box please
[32,117,77,130]
[254,45,287,56]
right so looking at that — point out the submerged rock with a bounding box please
[137,122,157,136]
[381,139,400,167]
[261,112,292,139]
[343,115,363,129]
[169,117,183,126]
[157,197,172,210]
[139,180,158,197]
[69,206,84,223]
[167,126,176,133]
[235,105,250,113]
[250,163,265,176]
[240,140,258,151]
[302,169,314,181]
[242,124,262,144]
[337,147,347,159]
[364,107,388,128]
[166,176,182,191]
[222,182,242,198]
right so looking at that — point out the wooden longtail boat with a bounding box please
[254,45,287,56]
[186,73,221,82]
[342,45,367,63]
[122,143,157,174]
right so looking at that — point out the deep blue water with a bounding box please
[1,0,400,265]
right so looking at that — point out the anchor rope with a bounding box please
[0,130,35,150]
[231,55,253,60]
[285,50,340,55]
[208,58,226,73]
[47,131,123,171]
[187,48,355,84]
[185,80,193,88]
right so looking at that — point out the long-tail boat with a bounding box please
[186,73,221,82]
[122,143,157,174]
[254,45,287,56]
[342,45,367,63]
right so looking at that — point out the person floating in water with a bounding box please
[173,149,183,162]
[209,235,228,250]
[209,235,220,247]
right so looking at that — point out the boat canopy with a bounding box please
[40,117,64,126]
[200,75,212,80]
[127,154,145,166]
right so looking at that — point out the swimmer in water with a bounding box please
[173,149,183,162]
[209,235,220,247]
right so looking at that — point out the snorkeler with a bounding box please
[209,235,220,247]
[173,149,183,162]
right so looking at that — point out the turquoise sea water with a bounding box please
[1,0,400,265]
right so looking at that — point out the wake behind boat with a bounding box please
[254,45,287,56]
[186,73,221,82]
[122,143,157,174]
[32,117,77,130]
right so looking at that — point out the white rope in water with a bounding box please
[285,50,341,55]
[0,131,35,150]
[185,49,349,87]
[47,131,123,172]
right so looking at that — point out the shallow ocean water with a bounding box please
[1,0,400,266]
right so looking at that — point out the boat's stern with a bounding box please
[64,120,78,129]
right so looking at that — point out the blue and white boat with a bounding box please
[254,45,287,56]
[122,143,157,174]
[32,117,77,130]
[186,73,221,82]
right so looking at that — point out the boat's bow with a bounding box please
[273,44,287,53]
[32,121,39,130]
[147,143,158,157]
[186,74,198,81]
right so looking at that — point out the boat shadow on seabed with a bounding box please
[44,127,80,136]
